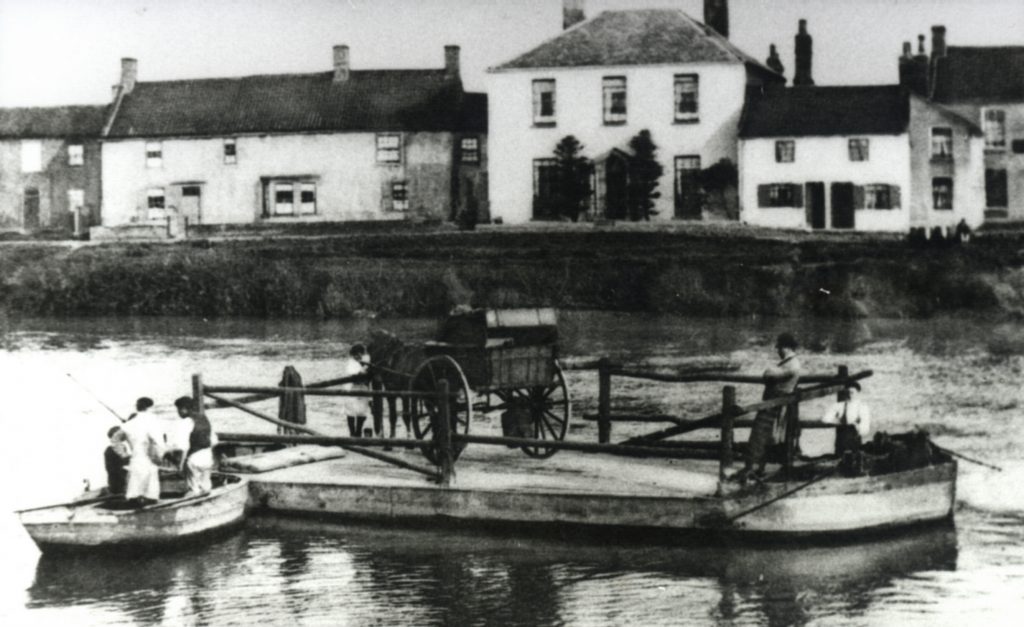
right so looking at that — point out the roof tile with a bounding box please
[0,105,109,139]
[739,86,909,138]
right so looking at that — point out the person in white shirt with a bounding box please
[342,344,371,436]
[821,381,871,456]
[120,409,168,506]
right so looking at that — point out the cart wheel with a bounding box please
[520,363,571,459]
[409,355,473,464]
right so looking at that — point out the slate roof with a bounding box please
[0,105,109,139]
[491,9,779,78]
[739,85,910,138]
[460,92,488,133]
[932,47,1024,104]
[105,69,478,138]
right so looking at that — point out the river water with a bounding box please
[2,312,1023,626]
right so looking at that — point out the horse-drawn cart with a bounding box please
[372,308,571,462]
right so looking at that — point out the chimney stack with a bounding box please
[899,37,929,95]
[333,45,350,83]
[120,57,138,95]
[704,0,729,38]
[445,45,460,78]
[931,25,947,60]
[793,19,814,86]
[563,0,585,30]
[766,43,785,78]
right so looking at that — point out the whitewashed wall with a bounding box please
[101,132,453,226]
[487,62,749,223]
[739,134,912,231]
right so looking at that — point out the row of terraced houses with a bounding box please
[1,0,1022,238]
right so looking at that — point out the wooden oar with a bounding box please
[933,445,1003,472]
[726,466,838,523]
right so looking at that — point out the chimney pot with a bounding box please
[120,57,138,95]
[704,0,729,38]
[563,0,585,30]
[444,45,460,78]
[931,25,947,59]
[917,35,926,55]
[766,43,785,78]
[902,41,912,58]
[333,45,350,82]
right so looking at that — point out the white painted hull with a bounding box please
[17,476,249,552]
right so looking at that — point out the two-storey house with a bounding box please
[486,4,781,223]
[99,47,487,229]
[738,85,984,232]
[0,105,107,236]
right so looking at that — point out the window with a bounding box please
[931,127,953,160]
[68,144,84,166]
[986,169,1008,208]
[863,184,898,209]
[757,183,802,208]
[932,177,953,210]
[21,140,41,173]
[376,134,401,163]
[67,189,84,212]
[532,158,559,219]
[1013,139,1024,154]
[674,74,699,122]
[532,79,556,125]
[602,76,627,124]
[848,138,870,162]
[146,187,165,219]
[300,183,317,215]
[460,137,480,164]
[391,181,409,211]
[274,183,295,215]
[146,141,162,168]
[224,138,237,164]
[983,109,1006,149]
[775,140,795,163]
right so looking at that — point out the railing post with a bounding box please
[192,374,205,420]
[784,395,800,474]
[837,365,849,396]
[598,358,612,444]
[719,385,736,481]
[436,380,454,487]
[371,374,384,436]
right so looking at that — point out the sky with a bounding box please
[0,0,1022,107]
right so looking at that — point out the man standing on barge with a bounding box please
[734,332,802,482]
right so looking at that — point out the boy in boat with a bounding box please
[120,404,169,506]
[174,396,218,496]
[103,426,130,495]
[733,332,802,483]
[342,343,372,437]
[821,381,871,474]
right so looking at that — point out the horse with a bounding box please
[365,329,428,440]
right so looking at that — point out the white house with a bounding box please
[738,85,984,232]
[99,48,487,230]
[486,5,782,223]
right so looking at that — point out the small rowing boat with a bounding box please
[16,473,249,553]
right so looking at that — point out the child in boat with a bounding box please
[342,344,372,437]
[174,396,218,496]
[103,426,130,495]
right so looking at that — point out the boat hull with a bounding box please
[18,476,249,553]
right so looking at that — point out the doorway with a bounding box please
[23,188,40,230]
[604,151,629,220]
[179,184,202,224]
[674,156,702,220]
[806,182,826,229]
[830,182,855,229]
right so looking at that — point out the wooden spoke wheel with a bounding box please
[408,355,473,464]
[500,363,571,459]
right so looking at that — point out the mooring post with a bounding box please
[371,374,385,436]
[719,385,736,480]
[598,357,612,444]
[192,374,205,420]
[837,365,849,397]
[436,380,454,487]
[784,396,800,475]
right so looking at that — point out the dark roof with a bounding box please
[106,69,478,138]
[0,105,109,139]
[932,47,1024,103]
[492,9,777,76]
[739,85,909,138]
[460,92,488,133]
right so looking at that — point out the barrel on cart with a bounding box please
[404,308,571,462]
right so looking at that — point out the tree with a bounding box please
[553,135,592,222]
[696,158,739,219]
[626,130,663,221]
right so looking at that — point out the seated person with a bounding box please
[821,382,871,474]
[103,426,130,495]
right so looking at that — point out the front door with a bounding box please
[806,182,826,229]
[830,182,855,229]
[605,152,628,220]
[674,156,702,219]
[23,188,40,230]
[180,185,202,224]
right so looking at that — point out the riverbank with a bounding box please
[2,224,1024,319]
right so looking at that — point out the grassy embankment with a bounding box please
[2,224,1024,319]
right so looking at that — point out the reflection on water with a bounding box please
[25,519,957,627]
[5,312,1024,625]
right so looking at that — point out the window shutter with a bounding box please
[853,185,865,209]
[757,185,770,208]
[791,184,804,208]
[890,185,901,209]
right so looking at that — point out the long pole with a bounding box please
[933,445,1003,472]
[66,373,125,422]
[727,466,838,523]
